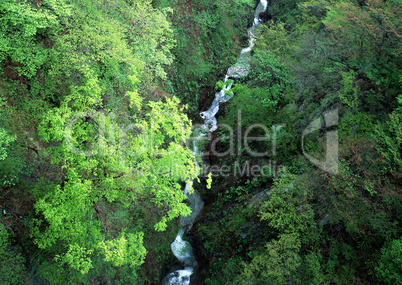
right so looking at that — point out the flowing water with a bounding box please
[162,1,267,284]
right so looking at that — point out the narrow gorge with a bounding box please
[163,1,267,283]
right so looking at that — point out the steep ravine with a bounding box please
[162,1,268,284]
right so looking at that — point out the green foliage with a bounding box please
[0,223,8,255]
[375,237,402,285]
[33,173,97,248]
[206,172,213,189]
[206,256,244,285]
[339,70,359,108]
[338,111,376,141]
[0,145,30,193]
[125,2,175,81]
[259,173,318,240]
[0,225,27,285]
[34,94,195,271]
[298,0,329,32]
[56,244,94,275]
[325,137,399,236]
[98,231,146,268]
[301,251,327,284]
[323,0,402,77]
[222,83,274,129]
[0,126,15,161]
[165,0,254,112]
[255,22,295,57]
[375,111,402,172]
[200,0,401,284]
[0,0,70,78]
[321,238,364,284]
[222,182,254,203]
[215,79,233,90]
[0,0,196,278]
[0,0,401,283]
[152,0,175,8]
[268,0,301,25]
[248,50,290,106]
[221,50,289,142]
[235,234,302,285]
[194,10,220,33]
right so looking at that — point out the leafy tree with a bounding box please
[255,22,295,56]
[0,126,15,161]
[339,70,360,108]
[323,0,402,80]
[13,0,198,278]
[301,251,328,285]
[235,234,302,285]
[259,173,318,241]
[34,92,195,273]
[298,0,329,32]
[0,224,27,285]
[375,111,402,172]
[0,0,70,78]
[375,237,402,285]
[322,135,402,240]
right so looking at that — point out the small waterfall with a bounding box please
[170,228,197,267]
[162,1,267,284]
[163,267,193,285]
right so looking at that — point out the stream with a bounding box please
[162,1,267,284]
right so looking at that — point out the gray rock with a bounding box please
[247,190,271,209]
[319,214,330,226]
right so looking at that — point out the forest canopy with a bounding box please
[0,0,401,284]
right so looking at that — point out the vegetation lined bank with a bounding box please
[0,0,401,284]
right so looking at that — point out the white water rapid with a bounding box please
[162,1,267,284]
